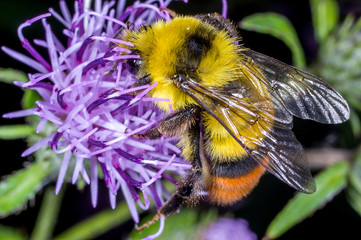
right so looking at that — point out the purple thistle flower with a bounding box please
[201,218,258,240]
[2,0,191,237]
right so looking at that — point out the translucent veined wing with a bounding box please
[181,78,316,193]
[240,49,350,124]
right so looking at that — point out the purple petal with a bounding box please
[17,13,53,72]
[3,109,35,119]
[1,47,48,73]
[222,0,228,18]
[55,150,72,194]
[21,133,55,157]
[114,148,142,163]
[59,0,71,23]
[121,182,140,223]
[116,168,143,188]
[109,189,117,209]
[142,154,176,187]
[77,37,95,61]
[90,157,99,208]
[50,131,63,150]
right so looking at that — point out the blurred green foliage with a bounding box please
[0,225,25,240]
[240,13,306,68]
[240,0,361,238]
[129,209,217,240]
[266,161,350,239]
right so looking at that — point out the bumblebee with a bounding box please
[118,12,350,227]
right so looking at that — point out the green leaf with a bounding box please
[239,13,306,68]
[0,225,26,240]
[54,202,132,240]
[265,161,349,239]
[310,0,339,44]
[0,161,53,217]
[0,125,34,140]
[347,149,361,216]
[0,68,28,84]
[130,209,217,240]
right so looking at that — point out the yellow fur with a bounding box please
[121,15,272,164]
[122,16,241,112]
[197,30,241,88]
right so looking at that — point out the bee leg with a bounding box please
[159,8,177,18]
[133,106,201,140]
[137,123,204,231]
[136,170,204,231]
[104,60,120,75]
[127,75,151,96]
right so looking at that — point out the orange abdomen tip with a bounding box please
[207,164,266,205]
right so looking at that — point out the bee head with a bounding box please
[127,58,143,75]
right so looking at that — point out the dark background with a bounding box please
[0,0,360,239]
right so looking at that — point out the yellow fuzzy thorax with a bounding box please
[121,16,274,163]
[122,16,241,112]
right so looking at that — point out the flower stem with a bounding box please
[30,186,65,240]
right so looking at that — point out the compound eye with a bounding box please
[127,59,142,75]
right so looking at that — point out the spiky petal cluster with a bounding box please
[2,0,191,236]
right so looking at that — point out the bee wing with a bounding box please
[182,79,316,193]
[241,49,350,124]
[245,125,316,193]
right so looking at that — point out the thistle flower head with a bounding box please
[201,218,257,240]
[2,0,191,236]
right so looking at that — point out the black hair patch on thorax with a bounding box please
[175,23,217,74]
[186,34,212,57]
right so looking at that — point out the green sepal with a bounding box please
[0,161,53,217]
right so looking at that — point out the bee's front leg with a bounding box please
[129,74,151,94]
[134,105,201,140]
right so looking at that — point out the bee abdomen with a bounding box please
[210,155,259,177]
[207,163,265,205]
[204,155,266,205]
